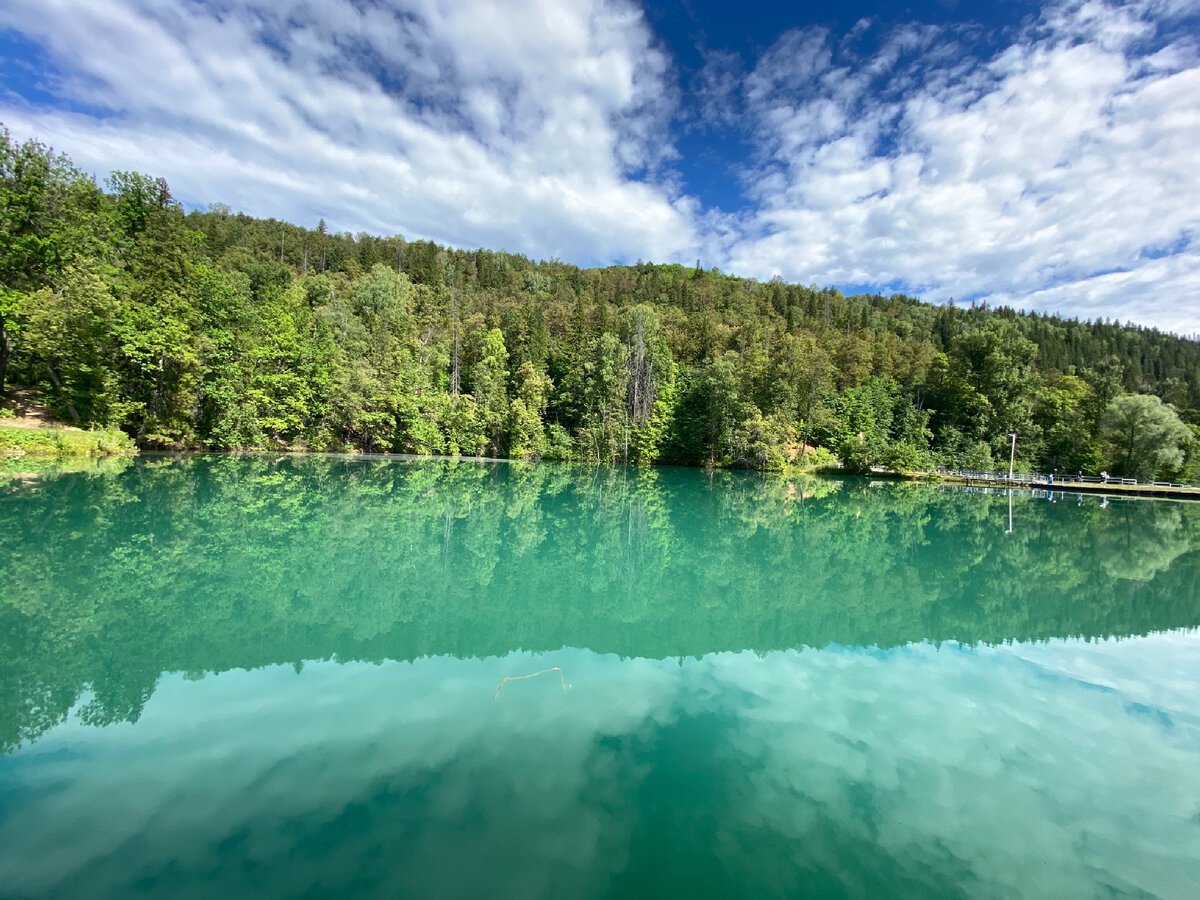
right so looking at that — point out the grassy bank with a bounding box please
[0,426,137,458]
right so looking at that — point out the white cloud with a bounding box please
[0,0,696,263]
[688,48,743,131]
[722,0,1200,332]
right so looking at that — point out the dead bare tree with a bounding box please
[449,289,461,396]
[626,309,655,425]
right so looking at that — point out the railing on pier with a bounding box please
[945,470,1138,486]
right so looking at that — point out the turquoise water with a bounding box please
[1,456,1199,898]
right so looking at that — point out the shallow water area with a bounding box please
[2,456,1199,899]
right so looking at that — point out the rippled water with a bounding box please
[2,456,1199,898]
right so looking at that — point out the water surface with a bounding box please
[2,457,1199,898]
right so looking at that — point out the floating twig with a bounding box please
[493,665,569,700]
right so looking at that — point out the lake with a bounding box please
[2,455,1199,899]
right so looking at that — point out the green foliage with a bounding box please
[507,361,552,460]
[732,409,795,471]
[21,264,130,426]
[468,326,509,456]
[0,425,135,457]
[794,446,840,471]
[1102,394,1192,481]
[543,423,575,461]
[929,319,1039,459]
[885,440,933,476]
[1032,374,1102,473]
[5,131,1200,477]
[0,129,111,392]
[816,377,931,474]
[669,353,745,466]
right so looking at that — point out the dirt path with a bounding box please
[1,387,76,430]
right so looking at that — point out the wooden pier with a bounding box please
[940,474,1200,501]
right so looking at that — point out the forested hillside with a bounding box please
[3,129,1199,479]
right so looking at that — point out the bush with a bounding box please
[542,424,575,461]
[733,410,794,471]
[0,426,137,457]
[791,445,840,472]
[885,442,934,475]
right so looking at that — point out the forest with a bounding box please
[3,128,1200,479]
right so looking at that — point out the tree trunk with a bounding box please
[450,296,461,396]
[44,363,81,424]
[799,391,815,461]
[0,325,9,395]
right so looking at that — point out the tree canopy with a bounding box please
[3,127,1200,480]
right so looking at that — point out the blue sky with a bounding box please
[2,0,1198,333]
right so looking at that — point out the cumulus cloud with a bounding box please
[0,0,696,263]
[722,0,1200,332]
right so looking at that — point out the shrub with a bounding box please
[0,426,137,457]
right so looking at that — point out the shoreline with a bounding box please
[8,440,1200,502]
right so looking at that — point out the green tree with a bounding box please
[931,320,1039,461]
[669,353,745,467]
[1102,394,1192,481]
[314,265,415,450]
[21,263,127,426]
[468,327,509,455]
[776,333,834,460]
[0,130,110,392]
[574,332,629,464]
[507,361,552,460]
[1033,375,1102,474]
[821,377,899,474]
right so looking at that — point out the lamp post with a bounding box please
[1007,433,1018,535]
